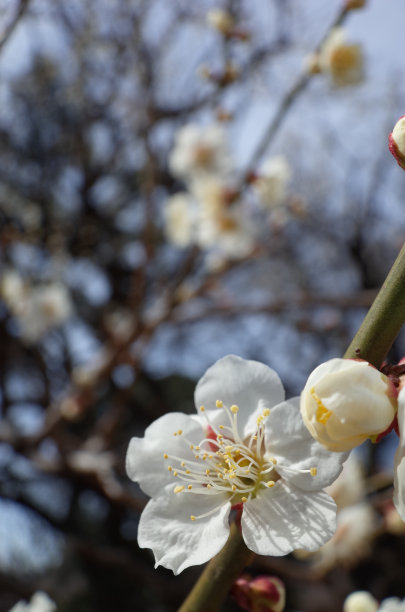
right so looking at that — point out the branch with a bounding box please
[0,0,29,53]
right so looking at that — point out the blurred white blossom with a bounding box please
[169,123,231,182]
[206,8,234,35]
[9,591,56,612]
[253,155,291,209]
[1,271,73,343]
[318,27,364,87]
[344,591,379,612]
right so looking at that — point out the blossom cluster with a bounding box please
[164,122,291,263]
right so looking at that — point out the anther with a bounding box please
[242,497,247,502]
[270,457,277,464]
[262,408,270,417]
[173,471,178,477]
[232,485,237,491]
[200,406,205,412]
[168,466,173,471]
[190,515,196,521]
[231,404,239,414]
[216,400,223,408]
[310,467,317,476]
[177,429,183,435]
[266,480,275,488]
[174,485,184,493]
[163,454,168,459]
[188,484,193,490]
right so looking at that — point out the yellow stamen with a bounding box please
[174,485,184,493]
[263,408,270,417]
[267,480,275,488]
[310,467,317,476]
[242,497,247,502]
[188,484,192,490]
[190,515,196,521]
[216,400,223,408]
[310,387,333,424]
[163,453,168,459]
[231,404,239,414]
[200,405,205,412]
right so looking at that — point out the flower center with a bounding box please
[163,400,317,521]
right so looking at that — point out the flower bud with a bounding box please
[300,358,397,452]
[343,591,379,612]
[231,575,286,612]
[389,116,405,170]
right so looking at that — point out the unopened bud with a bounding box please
[389,116,405,171]
[343,591,378,612]
[300,358,397,451]
[231,574,286,612]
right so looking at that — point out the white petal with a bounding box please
[394,388,405,521]
[241,482,336,556]
[126,412,204,497]
[138,484,231,574]
[265,398,348,491]
[195,355,285,435]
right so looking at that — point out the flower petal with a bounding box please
[195,355,285,436]
[241,481,336,556]
[394,387,405,521]
[138,484,231,574]
[126,412,204,497]
[265,398,348,491]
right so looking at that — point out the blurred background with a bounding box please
[0,0,405,610]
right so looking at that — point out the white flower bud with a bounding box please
[343,591,378,612]
[300,358,397,452]
[389,116,405,171]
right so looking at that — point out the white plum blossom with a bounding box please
[253,155,291,209]
[300,358,397,452]
[318,27,364,87]
[9,592,56,612]
[126,355,347,574]
[168,123,231,182]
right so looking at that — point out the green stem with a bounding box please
[344,242,405,366]
[177,522,254,612]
